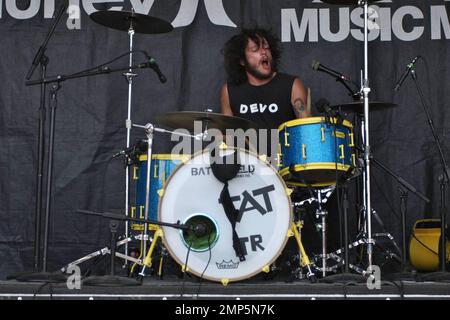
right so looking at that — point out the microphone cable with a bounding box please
[196,236,213,299]
[180,242,193,299]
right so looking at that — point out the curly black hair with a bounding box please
[223,28,282,85]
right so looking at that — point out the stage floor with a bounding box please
[1,276,450,300]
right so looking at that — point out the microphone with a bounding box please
[192,223,208,238]
[316,98,344,125]
[312,60,348,81]
[112,146,135,159]
[146,56,167,83]
[26,1,69,80]
[112,139,148,159]
[315,98,333,114]
[394,55,421,92]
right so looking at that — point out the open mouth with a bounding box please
[261,57,270,68]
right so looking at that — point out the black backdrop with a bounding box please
[0,0,449,278]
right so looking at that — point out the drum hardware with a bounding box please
[291,185,334,279]
[71,209,197,285]
[291,184,337,279]
[89,10,173,268]
[292,186,335,207]
[321,0,377,272]
[61,233,149,274]
[290,220,317,283]
[130,122,206,269]
[351,145,429,280]
[21,48,159,283]
[24,55,169,280]
[25,64,172,277]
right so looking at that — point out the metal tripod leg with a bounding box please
[290,222,316,283]
[60,235,145,273]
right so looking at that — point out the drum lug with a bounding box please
[284,129,290,147]
[349,132,355,147]
[133,166,139,180]
[220,278,229,286]
[181,264,190,273]
[258,154,267,162]
[261,265,270,273]
[285,188,293,196]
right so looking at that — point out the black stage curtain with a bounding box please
[0,0,448,277]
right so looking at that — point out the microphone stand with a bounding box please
[16,61,160,283]
[369,154,430,281]
[9,3,68,282]
[74,209,190,286]
[409,68,450,281]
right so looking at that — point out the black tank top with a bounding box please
[228,73,297,157]
[228,72,296,130]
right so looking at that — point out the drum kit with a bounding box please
[60,0,413,285]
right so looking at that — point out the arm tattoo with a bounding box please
[293,98,306,118]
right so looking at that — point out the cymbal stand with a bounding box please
[360,0,374,271]
[315,191,328,277]
[122,16,138,267]
[132,122,206,261]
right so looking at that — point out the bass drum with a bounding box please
[158,148,292,283]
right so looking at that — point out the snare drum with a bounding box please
[158,148,292,283]
[131,154,188,231]
[278,117,355,187]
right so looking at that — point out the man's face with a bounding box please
[242,36,274,81]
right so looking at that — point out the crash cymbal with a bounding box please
[90,11,173,34]
[155,111,258,133]
[321,0,382,5]
[330,101,398,113]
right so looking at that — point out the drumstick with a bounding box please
[307,87,311,116]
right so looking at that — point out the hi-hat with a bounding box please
[90,11,173,34]
[321,0,382,5]
[330,101,398,113]
[155,111,258,133]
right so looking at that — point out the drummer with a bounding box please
[220,27,310,161]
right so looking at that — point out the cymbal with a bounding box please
[90,11,173,34]
[155,111,258,133]
[321,0,382,5]
[330,101,398,113]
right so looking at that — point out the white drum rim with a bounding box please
[158,148,293,283]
